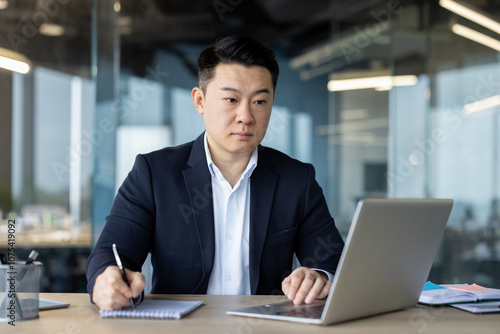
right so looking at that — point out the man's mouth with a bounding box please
[233,132,253,139]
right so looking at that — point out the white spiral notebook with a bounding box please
[100,300,203,319]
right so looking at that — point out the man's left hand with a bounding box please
[281,267,331,305]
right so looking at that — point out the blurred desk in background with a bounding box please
[0,223,92,248]
[0,222,91,293]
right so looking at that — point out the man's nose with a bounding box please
[235,103,255,124]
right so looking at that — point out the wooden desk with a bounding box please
[4,293,500,334]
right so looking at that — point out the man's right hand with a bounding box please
[92,266,145,310]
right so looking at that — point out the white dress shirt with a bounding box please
[205,134,257,295]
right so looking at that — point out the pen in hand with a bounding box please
[112,244,136,310]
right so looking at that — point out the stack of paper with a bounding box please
[450,301,500,314]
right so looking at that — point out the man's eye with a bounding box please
[254,100,266,105]
[225,98,237,103]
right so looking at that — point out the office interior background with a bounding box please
[0,0,499,292]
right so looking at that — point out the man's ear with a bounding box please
[192,87,205,115]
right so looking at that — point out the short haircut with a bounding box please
[197,35,279,93]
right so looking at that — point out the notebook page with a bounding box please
[100,300,203,319]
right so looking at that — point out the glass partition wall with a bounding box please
[0,0,498,291]
[394,1,500,286]
[327,0,500,285]
[0,0,93,292]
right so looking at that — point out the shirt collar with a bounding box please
[204,132,258,179]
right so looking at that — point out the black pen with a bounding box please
[112,244,136,310]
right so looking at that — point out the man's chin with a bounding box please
[229,144,258,155]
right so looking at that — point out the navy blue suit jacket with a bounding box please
[86,133,344,296]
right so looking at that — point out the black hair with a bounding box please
[197,35,279,93]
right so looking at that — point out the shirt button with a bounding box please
[226,275,232,281]
[226,233,233,240]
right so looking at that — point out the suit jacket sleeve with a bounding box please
[85,154,155,298]
[294,164,343,275]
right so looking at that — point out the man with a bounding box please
[86,36,344,310]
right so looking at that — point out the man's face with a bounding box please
[192,63,274,160]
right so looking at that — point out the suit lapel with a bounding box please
[249,147,279,294]
[182,134,215,293]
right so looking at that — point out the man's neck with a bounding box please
[211,150,252,188]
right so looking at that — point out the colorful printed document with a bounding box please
[419,281,500,305]
[447,283,500,300]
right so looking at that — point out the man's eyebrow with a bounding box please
[255,88,271,94]
[220,87,271,94]
[220,87,239,92]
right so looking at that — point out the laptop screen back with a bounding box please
[321,198,453,324]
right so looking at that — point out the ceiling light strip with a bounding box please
[440,0,500,35]
[327,75,418,92]
[452,24,500,51]
[0,55,30,74]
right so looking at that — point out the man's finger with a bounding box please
[318,280,332,299]
[281,276,291,296]
[126,269,146,298]
[107,271,133,299]
[304,277,327,304]
[285,270,305,301]
[292,273,315,305]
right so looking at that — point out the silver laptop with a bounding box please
[227,198,453,325]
